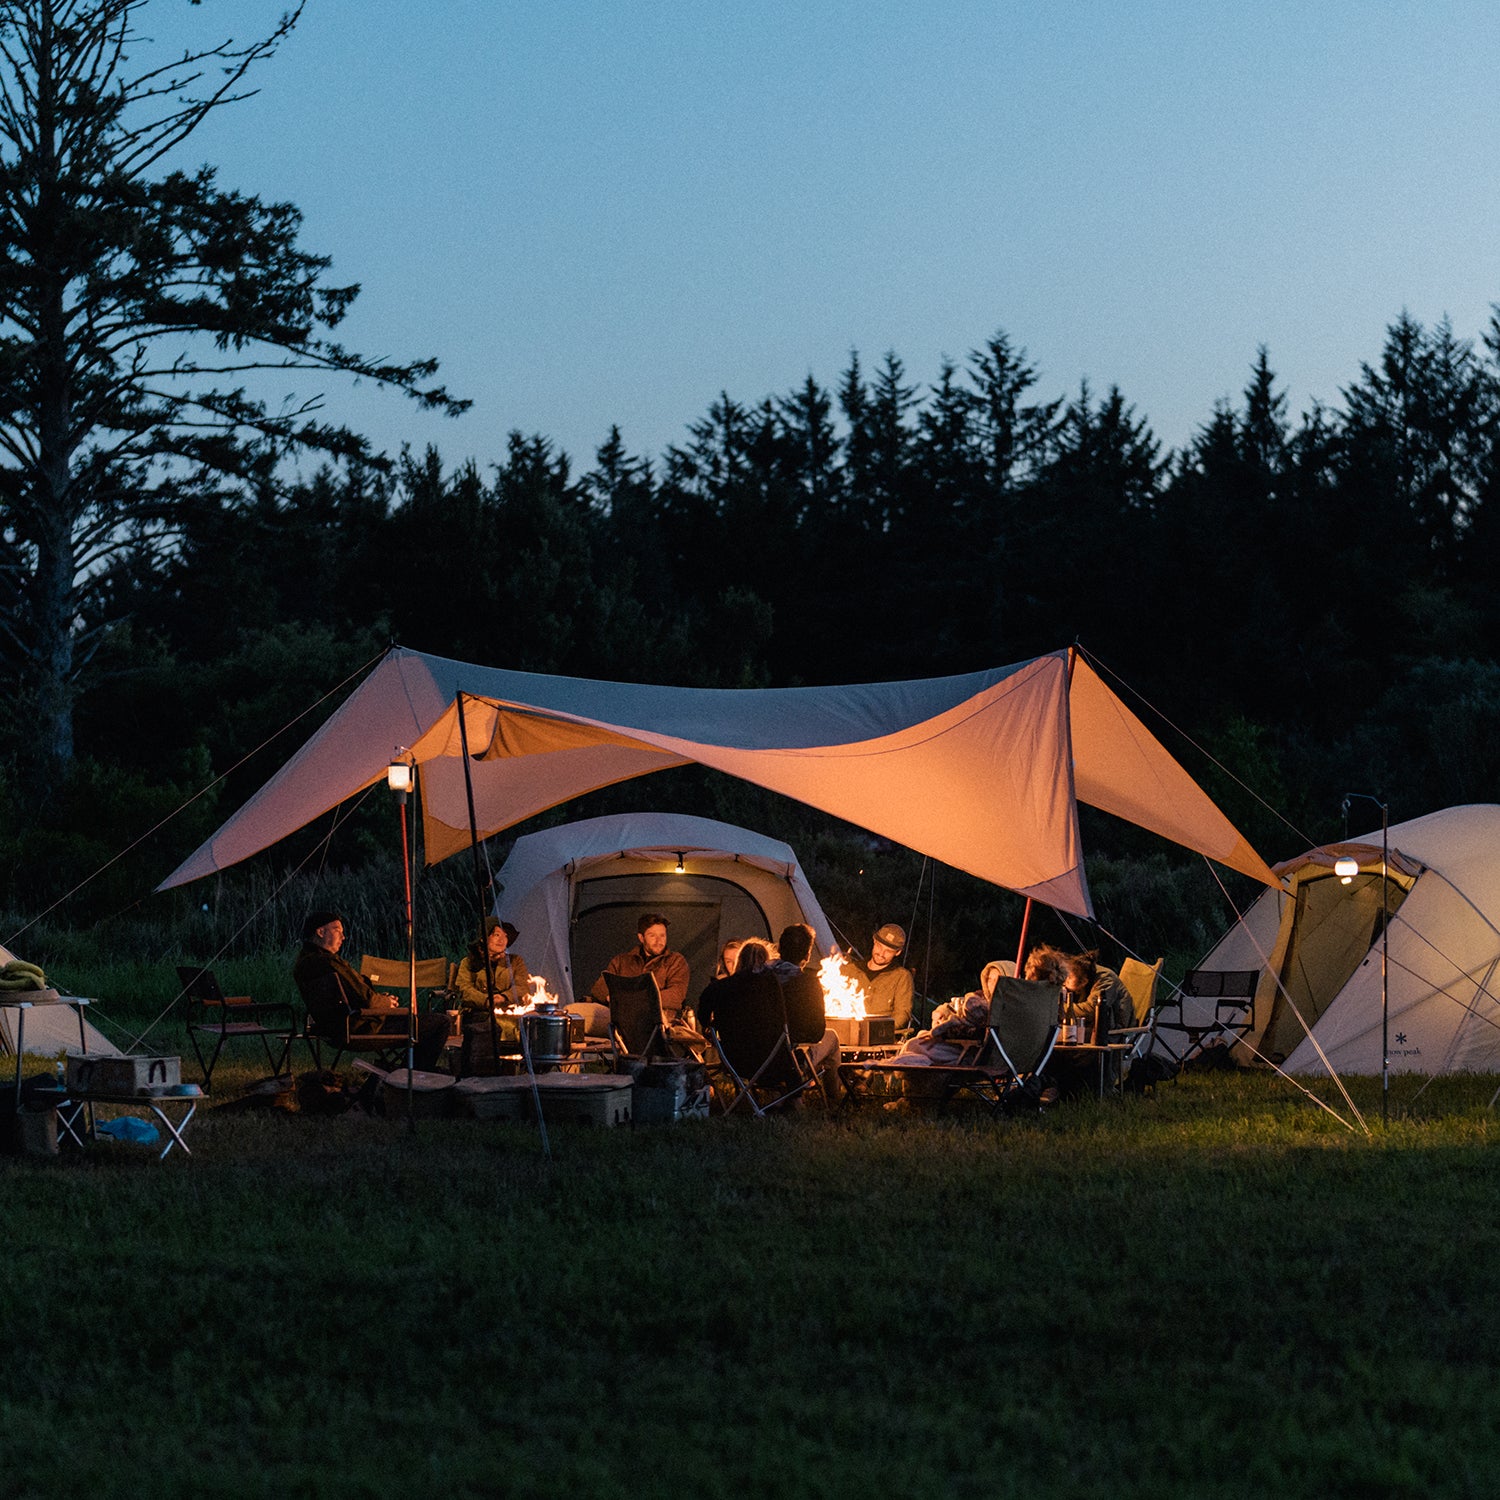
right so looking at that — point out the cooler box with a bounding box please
[381,1068,456,1119]
[531,1073,633,1128]
[66,1053,180,1095]
[451,1075,533,1121]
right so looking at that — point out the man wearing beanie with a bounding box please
[292,910,449,1071]
[841,921,914,1032]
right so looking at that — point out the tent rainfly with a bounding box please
[1187,804,1500,1076]
[491,812,838,1006]
[159,645,1278,918]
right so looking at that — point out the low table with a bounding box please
[1049,1040,1131,1101]
[58,1091,199,1159]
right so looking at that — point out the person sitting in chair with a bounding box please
[590,913,692,1032]
[455,918,532,1010]
[840,922,915,1032]
[292,910,449,1071]
[767,923,840,1099]
[453,917,532,1059]
[698,941,801,1099]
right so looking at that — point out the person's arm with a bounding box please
[588,953,621,1006]
[454,957,489,1010]
[892,968,915,1031]
[510,954,533,1004]
[655,952,689,1022]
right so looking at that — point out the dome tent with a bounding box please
[1183,805,1500,1076]
[489,812,836,1007]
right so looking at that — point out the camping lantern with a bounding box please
[1334,857,1359,884]
[387,754,413,800]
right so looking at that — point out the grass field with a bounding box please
[3,1059,1499,1500]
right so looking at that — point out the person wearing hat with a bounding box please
[291,910,450,1071]
[454,918,533,1011]
[840,922,915,1031]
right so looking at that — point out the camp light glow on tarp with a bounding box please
[1335,857,1359,884]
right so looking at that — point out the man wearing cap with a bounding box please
[589,912,692,1029]
[841,922,915,1032]
[291,910,450,1071]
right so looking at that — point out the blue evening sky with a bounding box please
[149,0,1500,475]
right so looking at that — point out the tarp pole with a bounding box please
[398,767,417,1134]
[456,693,549,1157]
[454,695,503,1072]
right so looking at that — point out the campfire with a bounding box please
[495,974,560,1013]
[818,951,866,1019]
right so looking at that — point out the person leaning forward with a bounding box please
[841,922,915,1032]
[291,910,449,1071]
[589,912,691,1027]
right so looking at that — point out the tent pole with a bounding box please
[455,694,504,1074]
[1014,899,1033,977]
[398,767,417,1135]
[455,694,550,1158]
[1381,804,1390,1126]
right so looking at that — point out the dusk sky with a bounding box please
[153,0,1500,475]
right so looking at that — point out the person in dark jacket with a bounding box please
[698,941,800,1094]
[766,922,840,1099]
[291,910,449,1071]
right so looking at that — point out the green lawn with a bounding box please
[3,1063,1499,1499]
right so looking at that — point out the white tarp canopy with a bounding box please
[159,645,1277,919]
[1191,804,1500,1075]
[492,812,837,1005]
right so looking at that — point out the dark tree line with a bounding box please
[8,306,1500,927]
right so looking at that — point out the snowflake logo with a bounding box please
[1395,1032,1407,1046]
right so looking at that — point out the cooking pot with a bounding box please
[523,1008,573,1064]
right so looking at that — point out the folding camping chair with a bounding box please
[839,977,1060,1116]
[703,971,815,1118]
[292,965,415,1073]
[177,966,295,1088]
[604,972,691,1064]
[1150,968,1258,1066]
[1114,956,1164,1084]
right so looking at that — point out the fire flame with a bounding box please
[818,951,866,1019]
[495,973,560,1013]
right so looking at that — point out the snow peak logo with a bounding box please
[1391,1030,1421,1060]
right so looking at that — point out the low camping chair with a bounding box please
[358,954,457,1003]
[1114,956,1164,1083]
[177,966,295,1089]
[603,972,676,1064]
[360,954,460,1060]
[839,976,1060,1116]
[1150,968,1258,1066]
[292,965,415,1073]
[704,972,814,1118]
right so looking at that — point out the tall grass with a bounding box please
[3,1067,1499,1498]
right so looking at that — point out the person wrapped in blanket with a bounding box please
[881,947,1068,1106]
